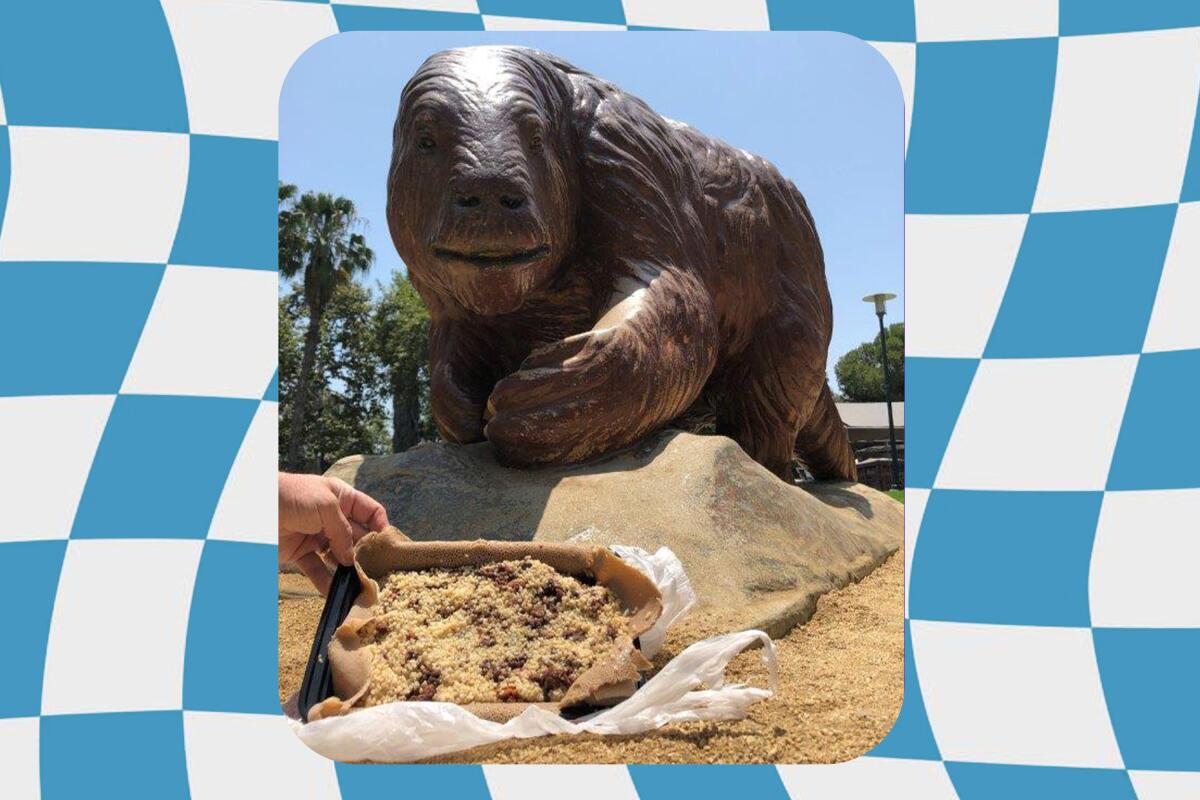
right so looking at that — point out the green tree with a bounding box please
[373,272,432,452]
[834,322,904,402]
[278,294,302,452]
[312,282,389,468]
[278,182,304,275]
[278,283,389,471]
[279,189,375,471]
[278,291,306,468]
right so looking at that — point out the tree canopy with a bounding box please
[279,183,438,471]
[279,284,391,472]
[279,184,375,470]
[373,272,434,451]
[834,322,904,402]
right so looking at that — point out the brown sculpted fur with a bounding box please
[386,46,857,481]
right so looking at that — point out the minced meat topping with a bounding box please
[359,557,630,705]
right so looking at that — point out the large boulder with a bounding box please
[326,429,902,637]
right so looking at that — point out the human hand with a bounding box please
[278,472,389,596]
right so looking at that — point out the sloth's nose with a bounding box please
[452,174,526,212]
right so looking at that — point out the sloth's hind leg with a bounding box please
[711,344,817,480]
[712,310,857,482]
[794,381,858,482]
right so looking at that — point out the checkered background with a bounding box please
[0,1,1197,798]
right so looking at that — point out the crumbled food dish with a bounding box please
[359,557,631,705]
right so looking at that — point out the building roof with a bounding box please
[836,402,904,430]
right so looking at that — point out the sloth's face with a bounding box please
[388,49,576,316]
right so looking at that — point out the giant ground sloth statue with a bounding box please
[386,46,857,481]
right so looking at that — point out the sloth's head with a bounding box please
[387,47,579,316]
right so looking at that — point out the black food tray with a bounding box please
[298,564,361,723]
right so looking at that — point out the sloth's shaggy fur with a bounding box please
[386,46,856,480]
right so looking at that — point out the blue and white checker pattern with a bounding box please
[0,2,1197,798]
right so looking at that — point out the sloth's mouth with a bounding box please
[433,244,550,268]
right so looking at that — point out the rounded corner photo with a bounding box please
[277,30,905,765]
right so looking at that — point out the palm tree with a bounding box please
[279,186,375,471]
[278,183,303,272]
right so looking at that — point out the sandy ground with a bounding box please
[279,551,903,763]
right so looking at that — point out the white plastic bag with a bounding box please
[293,547,778,762]
[608,545,697,657]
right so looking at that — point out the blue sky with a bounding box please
[280,31,903,390]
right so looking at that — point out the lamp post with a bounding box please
[863,293,900,490]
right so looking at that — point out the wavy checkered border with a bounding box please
[1,2,1198,798]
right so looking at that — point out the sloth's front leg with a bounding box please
[485,264,719,466]
[428,317,499,445]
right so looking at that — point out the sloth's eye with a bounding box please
[416,135,436,151]
[529,132,543,152]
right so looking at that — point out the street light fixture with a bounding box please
[862,292,900,490]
